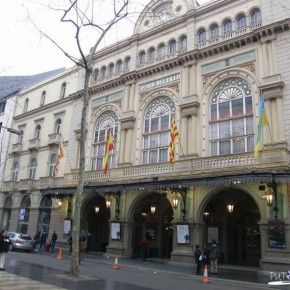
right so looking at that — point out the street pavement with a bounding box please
[1,249,287,290]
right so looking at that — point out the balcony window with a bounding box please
[168,40,176,55]
[12,161,19,181]
[198,30,206,43]
[179,36,187,51]
[35,125,41,139]
[210,24,219,39]
[116,61,122,74]
[251,10,261,25]
[49,154,57,176]
[158,43,165,59]
[55,119,62,134]
[148,48,155,62]
[124,57,131,72]
[224,20,232,35]
[108,63,114,77]
[237,15,246,29]
[94,69,99,81]
[60,83,66,99]
[23,99,29,113]
[29,159,37,180]
[40,91,46,107]
[139,51,145,65]
[101,66,107,79]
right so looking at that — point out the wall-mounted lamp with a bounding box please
[106,198,111,208]
[150,205,156,214]
[104,191,121,220]
[203,211,210,221]
[95,206,100,214]
[57,200,63,209]
[261,183,274,206]
[227,203,234,214]
[141,211,147,221]
[172,193,179,209]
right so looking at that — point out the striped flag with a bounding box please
[55,142,65,174]
[169,118,179,166]
[254,95,269,159]
[103,128,114,175]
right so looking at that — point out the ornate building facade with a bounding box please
[1,0,290,271]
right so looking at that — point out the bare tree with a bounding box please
[29,0,130,277]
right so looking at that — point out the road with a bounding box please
[2,251,285,290]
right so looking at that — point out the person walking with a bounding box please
[0,229,11,271]
[194,244,202,275]
[209,240,221,274]
[139,236,149,261]
[33,231,41,252]
[202,245,210,270]
[39,232,47,251]
[51,231,58,252]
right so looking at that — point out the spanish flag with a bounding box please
[103,128,114,175]
[254,95,269,159]
[169,118,179,166]
[55,142,65,174]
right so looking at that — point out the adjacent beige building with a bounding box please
[1,0,290,272]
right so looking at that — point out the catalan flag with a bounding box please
[169,118,179,166]
[103,128,114,175]
[254,95,269,159]
[55,142,65,174]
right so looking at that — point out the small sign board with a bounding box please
[268,221,286,249]
[177,224,190,244]
[111,222,121,240]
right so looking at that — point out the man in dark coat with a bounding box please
[194,244,202,275]
[0,229,11,271]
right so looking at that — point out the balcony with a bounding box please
[11,143,22,154]
[2,181,20,193]
[48,133,62,146]
[19,179,38,193]
[39,176,64,190]
[28,138,40,150]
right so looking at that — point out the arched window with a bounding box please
[55,119,62,134]
[12,161,19,181]
[124,57,131,71]
[18,130,24,144]
[142,97,177,164]
[139,51,146,65]
[94,69,99,81]
[108,63,114,77]
[1,196,12,231]
[209,78,254,156]
[224,19,232,35]
[35,124,41,139]
[251,10,261,25]
[168,40,176,55]
[91,111,118,171]
[158,43,165,59]
[23,98,29,113]
[49,154,57,176]
[116,60,122,74]
[60,82,66,99]
[179,36,187,51]
[148,48,155,62]
[101,66,107,79]
[237,15,246,29]
[17,196,31,234]
[29,158,37,180]
[37,196,52,235]
[40,91,46,107]
[198,29,206,42]
[210,24,219,39]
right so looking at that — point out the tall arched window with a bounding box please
[60,82,66,99]
[139,51,146,65]
[179,36,187,51]
[108,63,114,77]
[168,40,176,55]
[148,48,155,62]
[37,196,52,235]
[116,60,122,74]
[55,119,62,133]
[94,69,99,81]
[12,161,19,181]
[209,78,254,156]
[124,57,131,71]
[49,154,57,176]
[237,14,247,29]
[251,10,261,25]
[35,124,41,139]
[158,43,165,59]
[17,196,31,234]
[198,29,206,42]
[40,91,46,107]
[91,111,118,171]
[23,98,29,113]
[1,196,12,231]
[29,158,37,180]
[223,19,232,35]
[101,66,107,79]
[210,24,219,39]
[142,96,177,164]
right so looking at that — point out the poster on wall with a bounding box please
[177,224,190,244]
[207,227,219,243]
[111,222,121,240]
[19,209,25,220]
[268,221,286,248]
[64,218,72,235]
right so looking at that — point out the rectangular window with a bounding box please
[99,129,106,142]
[97,144,105,157]
[211,104,217,122]
[29,168,36,180]
[160,132,169,147]
[142,151,149,164]
[233,137,245,153]
[150,134,158,148]
[245,97,253,115]
[0,101,6,114]
[144,119,150,133]
[150,117,159,132]
[246,117,254,134]
[211,141,218,156]
[219,121,230,138]
[219,140,231,155]
[159,148,168,163]
[218,102,230,119]
[143,136,149,149]
[232,119,244,136]
[247,135,254,151]
[210,123,218,140]
[160,115,169,130]
[232,99,244,117]
[149,150,157,163]
[96,158,103,170]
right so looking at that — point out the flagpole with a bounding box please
[260,90,273,146]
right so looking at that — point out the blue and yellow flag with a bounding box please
[254,95,269,159]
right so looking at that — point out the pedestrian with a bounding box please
[194,244,202,275]
[79,237,87,264]
[202,245,210,270]
[67,236,72,254]
[209,240,221,274]
[39,232,47,251]
[33,231,41,252]
[139,236,149,261]
[51,231,58,252]
[0,229,11,271]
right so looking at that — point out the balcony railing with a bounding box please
[28,138,40,150]
[11,143,23,154]
[19,179,38,192]
[2,181,20,192]
[48,133,62,145]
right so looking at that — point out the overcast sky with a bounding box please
[1,0,211,76]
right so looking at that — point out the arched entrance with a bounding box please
[81,195,110,252]
[132,192,173,259]
[202,189,261,267]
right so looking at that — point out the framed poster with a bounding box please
[207,227,218,243]
[268,221,286,248]
[177,224,190,244]
[64,218,72,235]
[111,222,121,240]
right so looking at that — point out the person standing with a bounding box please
[51,231,58,252]
[209,240,221,274]
[79,237,87,264]
[0,229,11,271]
[139,236,149,261]
[33,231,41,252]
[202,245,210,270]
[39,232,47,251]
[194,245,202,275]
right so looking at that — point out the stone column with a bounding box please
[181,115,188,155]
[261,42,269,77]
[118,129,126,164]
[124,129,133,163]
[123,84,130,112]
[129,83,136,111]
[276,97,285,141]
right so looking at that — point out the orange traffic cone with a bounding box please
[57,247,63,260]
[202,265,209,283]
[113,256,119,269]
